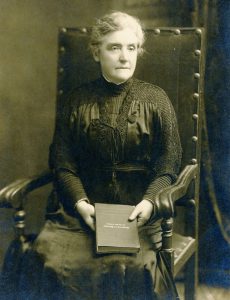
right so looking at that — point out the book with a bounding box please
[95,203,140,254]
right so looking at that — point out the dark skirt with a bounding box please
[15,207,177,300]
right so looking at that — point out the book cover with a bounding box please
[95,203,140,254]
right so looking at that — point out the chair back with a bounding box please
[57,27,204,234]
[57,27,203,170]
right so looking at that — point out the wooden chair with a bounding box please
[0,27,204,300]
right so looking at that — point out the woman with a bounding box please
[19,12,182,300]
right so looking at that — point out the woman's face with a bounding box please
[93,28,138,84]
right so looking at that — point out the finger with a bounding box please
[90,209,95,218]
[90,222,95,231]
[128,207,140,221]
[85,216,95,231]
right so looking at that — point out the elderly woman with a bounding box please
[19,12,181,300]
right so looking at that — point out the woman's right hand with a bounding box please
[75,201,95,231]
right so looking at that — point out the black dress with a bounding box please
[18,77,182,300]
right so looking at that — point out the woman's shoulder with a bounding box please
[132,78,170,103]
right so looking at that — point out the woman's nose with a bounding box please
[119,49,128,61]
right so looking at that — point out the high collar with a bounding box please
[98,75,133,96]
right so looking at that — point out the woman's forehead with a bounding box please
[100,28,139,45]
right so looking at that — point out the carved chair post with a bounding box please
[161,218,174,272]
[14,208,26,241]
[0,170,53,245]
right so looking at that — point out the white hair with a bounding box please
[90,11,145,56]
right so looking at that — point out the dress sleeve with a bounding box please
[143,88,182,202]
[153,88,182,180]
[49,97,88,211]
[143,175,172,202]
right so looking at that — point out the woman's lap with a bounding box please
[18,219,162,299]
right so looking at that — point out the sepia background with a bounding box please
[0,0,229,297]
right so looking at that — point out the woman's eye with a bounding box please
[128,46,136,51]
[111,46,120,51]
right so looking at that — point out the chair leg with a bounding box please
[161,218,174,271]
[184,253,198,300]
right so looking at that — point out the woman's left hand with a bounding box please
[128,199,154,227]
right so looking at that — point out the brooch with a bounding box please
[127,112,137,124]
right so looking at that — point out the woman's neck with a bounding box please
[102,74,130,85]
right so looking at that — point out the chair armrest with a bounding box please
[0,170,53,209]
[154,164,198,219]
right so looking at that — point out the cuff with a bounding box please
[143,198,155,207]
[74,197,90,210]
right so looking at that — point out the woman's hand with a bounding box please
[128,199,154,227]
[75,201,95,231]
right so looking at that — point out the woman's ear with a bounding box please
[92,47,100,62]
